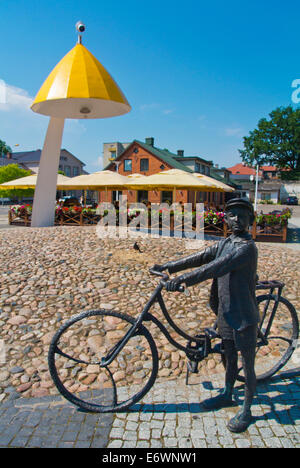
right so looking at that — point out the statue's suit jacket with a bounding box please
[166,233,260,332]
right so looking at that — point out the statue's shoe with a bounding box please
[227,410,252,433]
[201,394,235,411]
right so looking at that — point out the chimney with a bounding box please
[6,152,12,160]
[145,137,154,146]
[177,150,184,157]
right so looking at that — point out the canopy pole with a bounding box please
[31,117,65,227]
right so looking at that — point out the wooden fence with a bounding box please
[8,209,288,242]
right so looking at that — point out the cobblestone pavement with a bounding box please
[1,367,299,448]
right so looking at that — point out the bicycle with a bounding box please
[48,269,299,413]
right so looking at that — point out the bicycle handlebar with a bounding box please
[149,268,185,293]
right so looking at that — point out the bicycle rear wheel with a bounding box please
[48,310,158,412]
[237,295,299,382]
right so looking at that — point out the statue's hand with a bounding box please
[165,277,184,292]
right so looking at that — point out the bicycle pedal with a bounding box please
[187,360,199,374]
[205,327,220,339]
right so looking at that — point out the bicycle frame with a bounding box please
[100,276,287,368]
[100,271,218,368]
[255,280,284,346]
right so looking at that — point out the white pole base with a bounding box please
[31,117,65,227]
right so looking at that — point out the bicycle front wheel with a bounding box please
[48,310,159,413]
[237,295,299,382]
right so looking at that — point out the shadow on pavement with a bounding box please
[127,368,300,429]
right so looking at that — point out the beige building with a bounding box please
[102,142,131,169]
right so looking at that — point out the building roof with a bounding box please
[227,163,263,176]
[12,148,86,166]
[0,157,32,171]
[260,165,278,171]
[237,180,282,191]
[210,168,238,188]
[175,155,213,165]
[104,139,195,173]
[135,140,196,172]
[12,150,42,163]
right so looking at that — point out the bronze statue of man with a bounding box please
[154,198,259,432]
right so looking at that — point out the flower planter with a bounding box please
[7,205,290,242]
[60,210,82,225]
[9,206,32,226]
[82,212,101,225]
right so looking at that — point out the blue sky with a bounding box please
[0,0,299,173]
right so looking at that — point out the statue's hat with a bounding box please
[225,198,255,219]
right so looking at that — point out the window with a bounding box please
[195,162,201,173]
[110,151,116,159]
[64,166,71,177]
[124,159,132,172]
[140,158,149,172]
[261,192,271,201]
[205,166,210,176]
[73,167,80,176]
[138,190,148,203]
[161,191,173,203]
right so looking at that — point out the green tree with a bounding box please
[0,139,12,156]
[0,164,34,201]
[239,106,300,177]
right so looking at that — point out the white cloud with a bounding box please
[0,80,86,136]
[0,82,33,112]
[162,109,175,115]
[224,127,244,137]
[139,103,160,111]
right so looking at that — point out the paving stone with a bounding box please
[235,438,252,448]
[264,437,283,448]
[164,437,178,447]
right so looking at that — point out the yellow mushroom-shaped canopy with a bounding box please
[31,43,131,119]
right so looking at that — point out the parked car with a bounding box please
[0,198,11,205]
[60,196,81,207]
[85,199,98,208]
[286,196,298,205]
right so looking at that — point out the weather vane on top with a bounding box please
[76,21,86,44]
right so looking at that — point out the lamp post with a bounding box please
[250,164,259,212]
[30,22,131,227]
[254,164,259,212]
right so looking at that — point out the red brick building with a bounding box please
[102,137,232,206]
